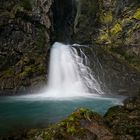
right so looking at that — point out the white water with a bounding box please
[42,42,104,98]
[10,42,126,103]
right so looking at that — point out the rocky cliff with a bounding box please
[0,0,52,95]
[0,0,140,95]
[74,0,140,95]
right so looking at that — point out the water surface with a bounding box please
[0,95,124,136]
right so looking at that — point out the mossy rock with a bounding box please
[105,97,140,139]
[133,8,140,20]
[99,10,113,24]
[35,26,47,51]
[28,108,113,140]
[19,66,33,78]
[110,23,122,35]
[0,68,14,78]
[27,108,101,139]
[97,30,111,44]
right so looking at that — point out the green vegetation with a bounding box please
[100,11,113,24]
[133,8,140,20]
[38,108,101,139]
[110,23,122,35]
[19,66,33,78]
[97,31,111,44]
[0,68,13,78]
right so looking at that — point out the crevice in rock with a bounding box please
[51,0,77,43]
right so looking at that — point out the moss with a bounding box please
[97,29,111,44]
[36,108,101,139]
[0,68,13,78]
[133,8,140,20]
[67,126,77,135]
[99,33,111,44]
[110,23,122,35]
[19,66,33,78]
[68,115,75,121]
[100,11,113,24]
[100,33,108,41]
[37,65,46,74]
[132,22,140,30]
[73,108,102,122]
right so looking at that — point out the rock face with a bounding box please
[1,97,140,140]
[0,0,140,95]
[105,96,140,140]
[0,0,52,94]
[96,0,140,71]
[73,0,98,43]
[81,46,140,95]
[74,0,140,96]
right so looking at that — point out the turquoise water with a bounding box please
[0,96,124,136]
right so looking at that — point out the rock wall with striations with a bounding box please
[0,0,140,96]
[73,0,140,96]
[0,0,52,95]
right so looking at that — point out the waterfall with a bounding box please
[43,42,104,98]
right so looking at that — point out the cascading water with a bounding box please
[43,42,104,98]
